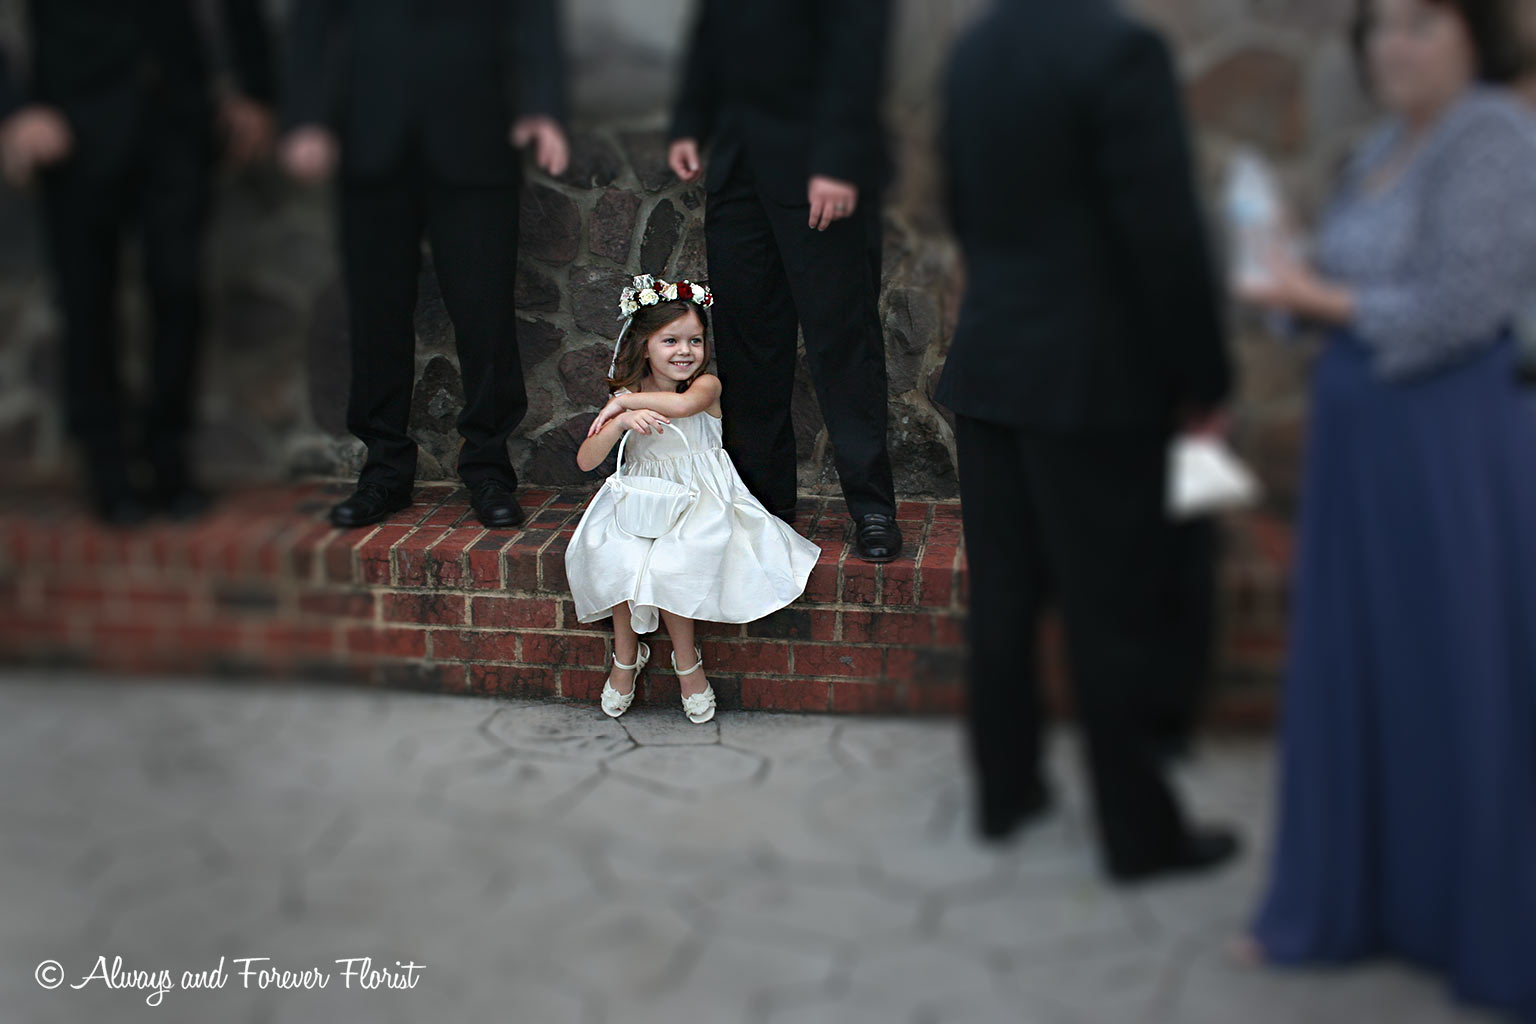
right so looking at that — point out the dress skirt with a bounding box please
[565,411,821,636]
[1251,331,1536,1021]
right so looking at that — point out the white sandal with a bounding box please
[673,645,715,724]
[601,641,649,718]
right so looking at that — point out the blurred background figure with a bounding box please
[0,0,275,524]
[937,0,1237,881]
[665,0,905,564]
[1236,0,1536,1018]
[281,0,570,531]
[1515,0,1536,389]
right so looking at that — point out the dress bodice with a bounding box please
[620,412,724,465]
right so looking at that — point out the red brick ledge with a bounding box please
[0,481,1288,723]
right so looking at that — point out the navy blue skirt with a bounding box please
[1251,332,1536,1020]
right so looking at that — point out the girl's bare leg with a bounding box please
[609,603,641,696]
[659,610,710,697]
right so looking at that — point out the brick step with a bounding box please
[0,481,1289,723]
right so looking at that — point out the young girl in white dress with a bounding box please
[566,274,821,724]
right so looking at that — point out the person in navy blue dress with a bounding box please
[1237,0,1536,1019]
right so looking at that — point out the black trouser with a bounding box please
[954,413,1193,875]
[704,159,895,519]
[1156,518,1222,755]
[338,161,525,493]
[39,90,213,490]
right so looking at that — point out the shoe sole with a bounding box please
[328,497,411,528]
[330,505,411,529]
[477,514,526,529]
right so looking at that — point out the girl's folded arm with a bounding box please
[576,416,628,473]
[618,374,722,417]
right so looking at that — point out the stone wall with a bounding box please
[0,0,1376,512]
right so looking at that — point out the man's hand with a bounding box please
[0,105,73,186]
[279,125,339,185]
[1180,407,1230,438]
[668,138,703,183]
[512,116,569,177]
[808,175,858,231]
[219,94,275,168]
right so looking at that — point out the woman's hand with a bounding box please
[1236,246,1312,312]
[1237,245,1355,325]
[587,395,630,438]
[617,409,670,435]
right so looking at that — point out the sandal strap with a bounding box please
[612,641,649,672]
[672,645,704,676]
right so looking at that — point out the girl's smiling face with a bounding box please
[643,308,707,387]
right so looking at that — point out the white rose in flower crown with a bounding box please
[621,298,639,317]
[634,274,655,290]
[662,283,679,301]
[638,288,659,306]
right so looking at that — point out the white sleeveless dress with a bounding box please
[565,411,821,634]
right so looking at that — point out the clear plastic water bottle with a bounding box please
[1224,147,1282,290]
[1224,146,1294,337]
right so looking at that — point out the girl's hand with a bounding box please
[618,409,670,435]
[587,396,629,438]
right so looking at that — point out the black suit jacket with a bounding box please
[934,0,1232,432]
[0,0,273,150]
[667,0,894,205]
[284,0,566,186]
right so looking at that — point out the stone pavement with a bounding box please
[0,672,1499,1024]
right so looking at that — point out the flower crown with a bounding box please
[617,274,714,320]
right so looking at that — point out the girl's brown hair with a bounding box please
[605,300,711,395]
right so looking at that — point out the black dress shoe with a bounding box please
[1108,826,1242,884]
[93,489,153,527]
[82,449,149,526]
[469,479,525,529]
[854,513,903,563]
[148,476,214,521]
[144,445,210,521]
[976,782,1054,844]
[330,481,412,528]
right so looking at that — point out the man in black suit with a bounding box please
[937,0,1239,882]
[281,0,569,529]
[0,0,275,524]
[666,0,904,564]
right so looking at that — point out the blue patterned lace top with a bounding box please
[1317,85,1536,380]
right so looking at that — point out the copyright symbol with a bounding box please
[35,960,63,989]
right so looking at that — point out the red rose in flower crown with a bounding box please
[616,274,714,319]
